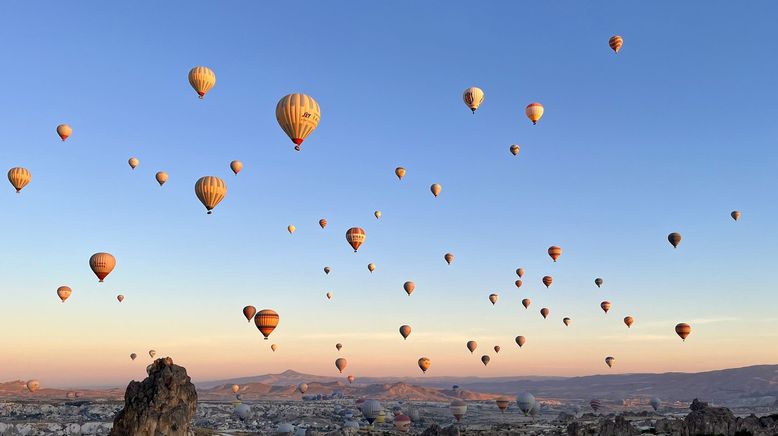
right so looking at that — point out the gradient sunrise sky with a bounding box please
[0,1,776,387]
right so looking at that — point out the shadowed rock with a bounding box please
[110,357,197,436]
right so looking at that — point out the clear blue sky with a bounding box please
[0,2,776,386]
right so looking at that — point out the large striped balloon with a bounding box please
[542,275,553,288]
[188,66,216,99]
[675,323,691,341]
[525,102,544,125]
[276,93,321,151]
[463,87,485,113]
[7,167,31,193]
[194,176,227,214]
[609,35,623,53]
[254,309,279,340]
[346,227,366,252]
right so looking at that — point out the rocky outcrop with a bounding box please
[110,357,197,436]
[653,399,778,436]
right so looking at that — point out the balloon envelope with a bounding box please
[230,160,243,175]
[254,309,279,340]
[675,323,691,341]
[542,276,553,288]
[525,102,544,125]
[466,341,477,353]
[668,232,682,248]
[517,392,535,415]
[418,357,431,373]
[515,336,526,347]
[56,124,72,141]
[403,281,415,296]
[8,167,31,193]
[399,325,411,340]
[89,252,116,282]
[335,358,348,373]
[346,227,366,252]
[395,167,406,180]
[195,176,227,214]
[609,35,624,53]
[463,86,485,113]
[276,93,321,151]
[57,286,72,302]
[243,306,256,322]
[188,66,216,98]
[522,298,531,309]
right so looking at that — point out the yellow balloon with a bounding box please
[128,157,139,170]
[7,167,31,193]
[155,171,168,186]
[276,93,321,151]
[188,66,216,99]
[525,102,544,125]
[195,176,227,214]
[463,87,485,113]
[288,225,296,234]
[230,160,243,175]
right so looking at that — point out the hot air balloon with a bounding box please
[548,246,562,262]
[346,227,365,252]
[525,102,544,125]
[89,252,116,282]
[297,383,308,394]
[326,292,332,300]
[128,157,139,170]
[130,353,137,361]
[675,323,691,341]
[522,298,531,309]
[430,183,442,197]
[26,380,40,393]
[515,336,526,347]
[516,268,525,278]
[542,276,553,288]
[117,294,124,303]
[8,167,31,193]
[286,225,296,235]
[276,93,321,151]
[324,266,331,275]
[394,414,411,432]
[194,176,227,214]
[229,384,239,394]
[403,281,415,296]
[374,210,381,219]
[399,325,411,340]
[56,124,72,141]
[254,309,279,340]
[605,356,615,368]
[149,350,156,358]
[595,278,604,288]
[335,358,348,373]
[418,357,431,374]
[540,308,549,319]
[318,218,327,229]
[395,167,406,180]
[563,317,571,326]
[444,253,454,265]
[367,263,376,273]
[496,398,510,413]
[510,145,520,156]
[590,399,601,413]
[609,35,623,53]
[155,171,168,186]
[517,392,535,416]
[450,399,468,423]
[494,345,500,353]
[515,280,523,288]
[481,355,490,366]
[650,397,661,412]
[731,211,741,221]
[362,399,382,425]
[336,343,342,351]
[347,375,355,384]
[463,87,485,113]
[466,341,477,354]
[243,306,256,322]
[488,293,498,305]
[601,301,611,313]
[56,286,72,302]
[188,66,216,99]
[668,232,682,248]
[624,316,634,328]
[226,160,242,176]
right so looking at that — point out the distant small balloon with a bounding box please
[130,353,137,361]
[403,281,415,296]
[368,263,376,273]
[521,298,531,309]
[243,306,256,322]
[516,268,525,278]
[346,227,366,252]
[731,211,741,221]
[595,278,604,288]
[466,340,477,354]
[347,375,355,384]
[515,280,523,288]
[675,323,691,341]
[418,357,431,374]
[194,176,227,214]
[89,252,116,283]
[297,382,308,394]
[326,292,333,300]
[493,345,500,353]
[481,355,490,366]
[540,308,549,319]
[444,253,454,265]
[336,343,342,351]
[149,350,156,358]
[335,358,348,373]
[463,86,485,113]
[271,343,278,352]
[324,266,331,275]
[624,316,634,328]
[395,167,406,180]
[399,325,412,340]
[668,232,682,248]
[56,124,72,141]
[155,171,168,186]
[230,161,243,175]
[601,301,612,313]
[7,167,31,193]
[57,286,72,303]
[488,293,498,305]
[496,397,510,412]
[231,384,239,394]
[128,157,139,170]
[430,183,442,197]
[563,317,571,326]
[605,356,615,368]
[525,102,544,125]
[319,218,327,229]
[374,210,382,219]
[548,245,562,262]
[26,380,40,393]
[542,276,553,288]
[515,336,526,347]
[609,35,624,53]
[117,294,124,303]
[188,66,216,99]
[510,144,520,156]
[650,397,661,411]
[287,225,296,234]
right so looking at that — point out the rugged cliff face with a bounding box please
[110,357,198,436]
